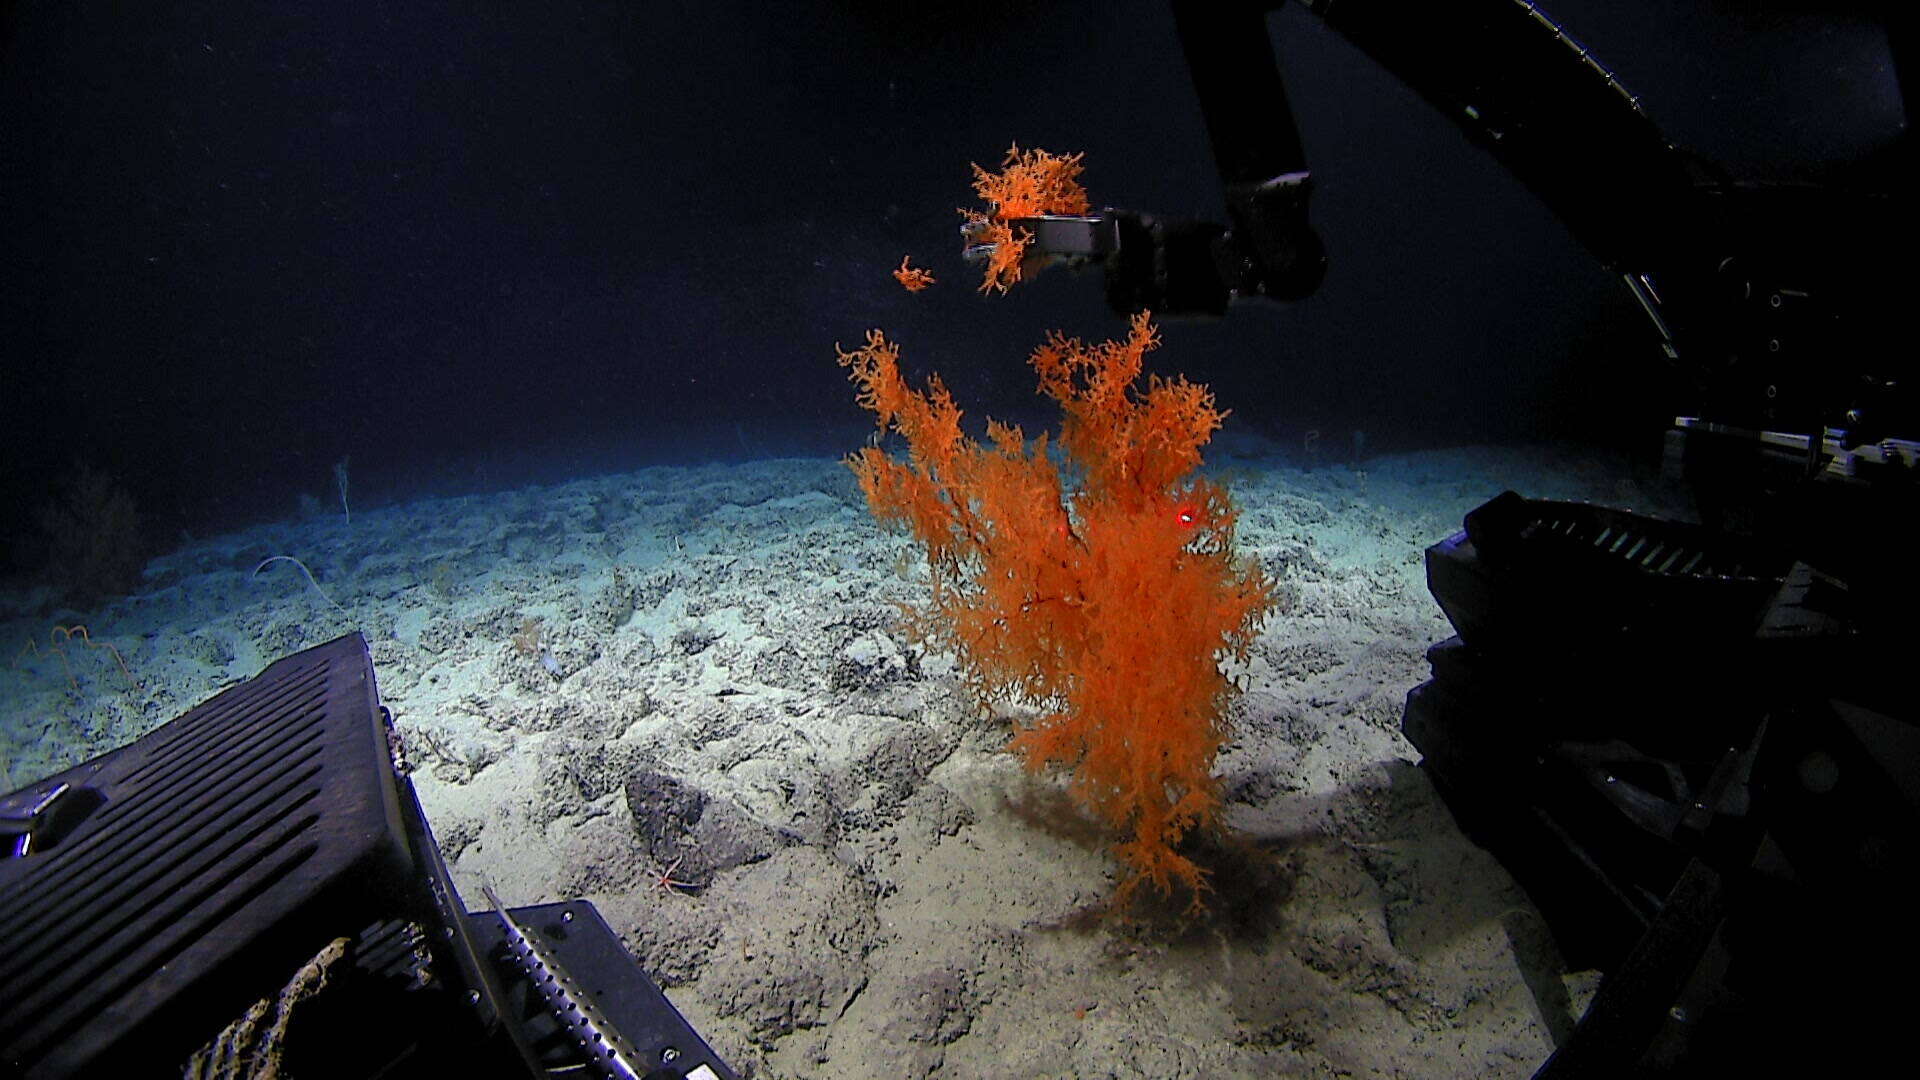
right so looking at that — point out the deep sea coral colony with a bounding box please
[841,148,1275,915]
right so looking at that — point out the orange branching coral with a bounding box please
[893,255,937,292]
[839,313,1275,914]
[961,144,1090,294]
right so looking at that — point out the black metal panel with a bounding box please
[0,633,414,1079]
[1425,491,1787,677]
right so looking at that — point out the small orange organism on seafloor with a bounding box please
[962,144,1090,294]
[893,255,936,292]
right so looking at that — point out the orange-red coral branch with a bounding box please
[961,144,1091,294]
[840,314,1274,914]
[893,255,936,292]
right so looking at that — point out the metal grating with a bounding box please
[1540,516,1687,576]
[1519,502,1777,583]
[0,633,411,1079]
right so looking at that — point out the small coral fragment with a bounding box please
[893,255,937,292]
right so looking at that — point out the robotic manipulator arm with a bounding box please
[975,0,1917,479]
[964,0,1329,318]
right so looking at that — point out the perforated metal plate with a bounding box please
[0,633,413,1079]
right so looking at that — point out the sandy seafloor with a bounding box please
[1,441,1690,1078]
